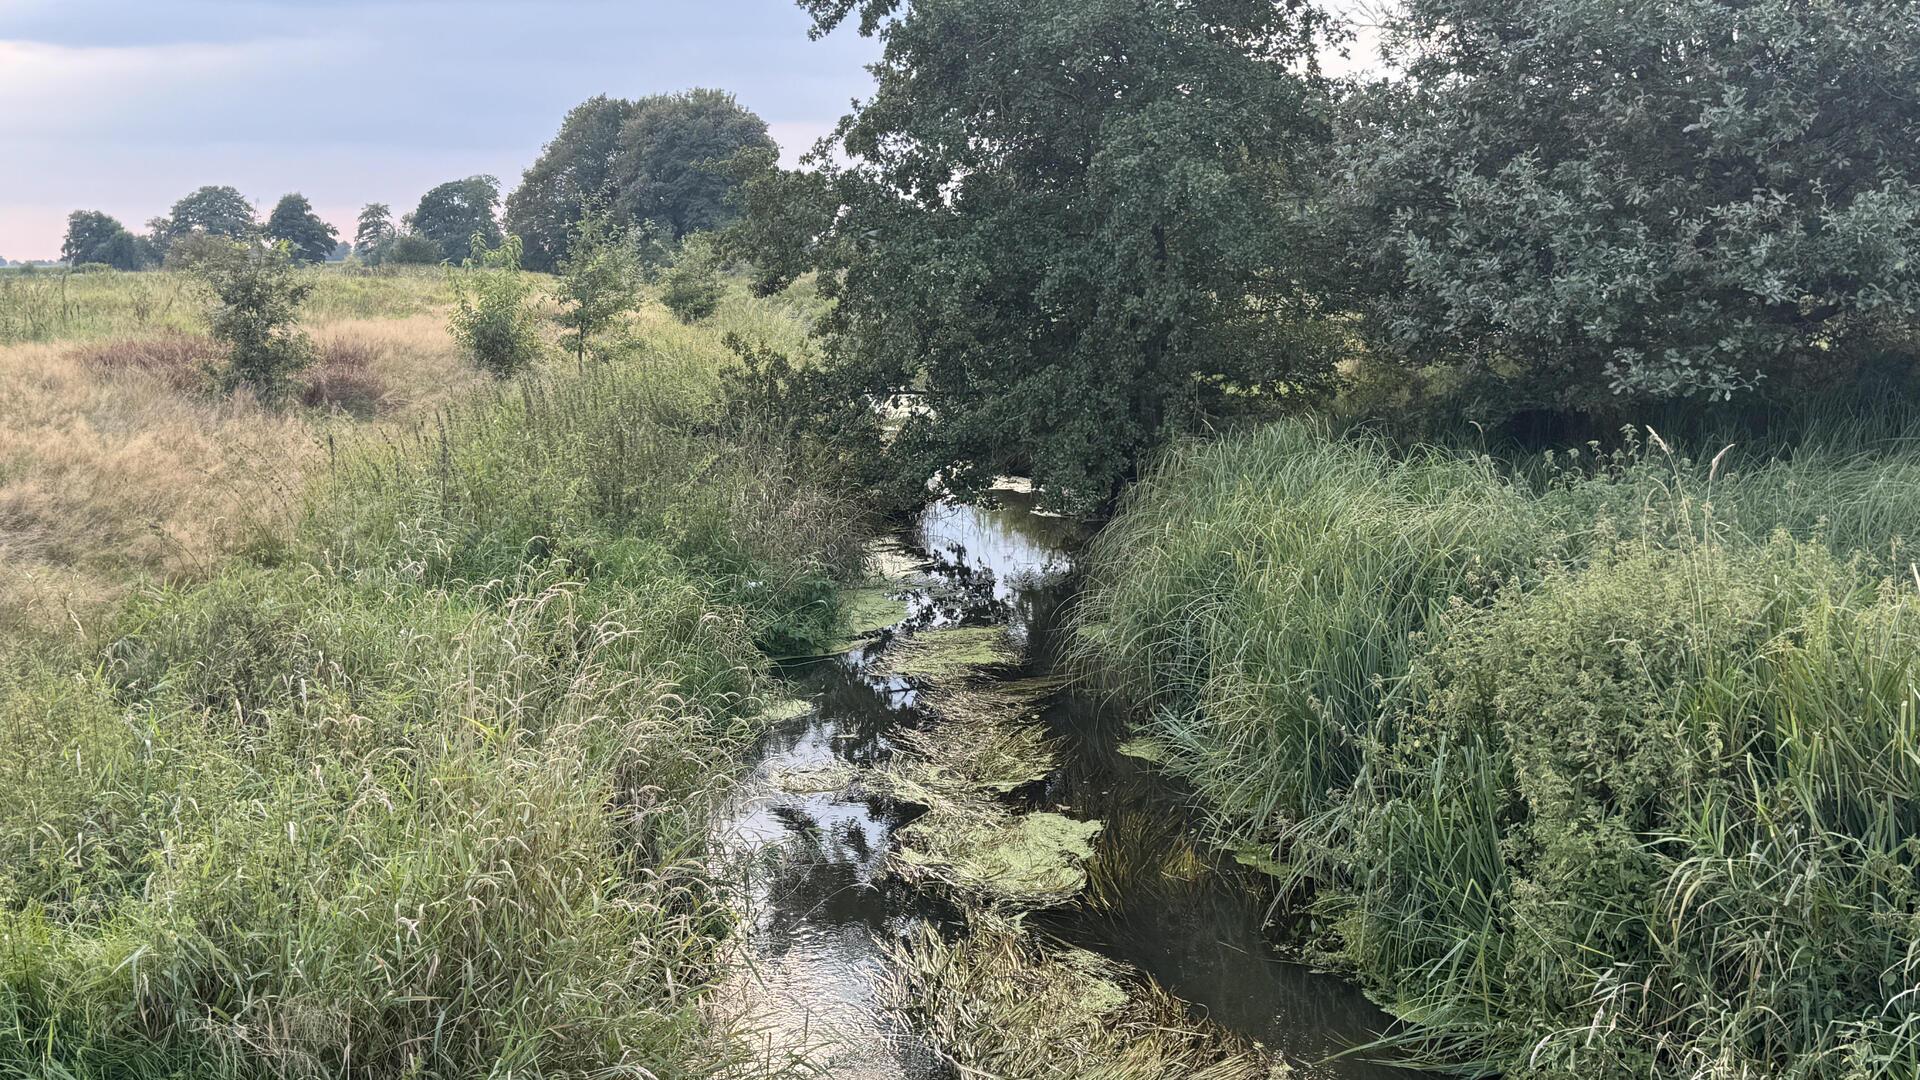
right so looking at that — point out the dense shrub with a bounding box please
[447,234,542,378]
[658,235,724,324]
[198,243,316,404]
[1338,0,1920,412]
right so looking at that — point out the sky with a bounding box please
[0,0,881,261]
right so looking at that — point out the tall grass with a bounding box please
[0,280,865,1077]
[1075,418,1920,1078]
[0,267,454,346]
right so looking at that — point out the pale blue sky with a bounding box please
[0,0,879,259]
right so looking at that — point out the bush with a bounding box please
[447,234,542,379]
[198,242,316,404]
[383,232,444,266]
[658,235,724,324]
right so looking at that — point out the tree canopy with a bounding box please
[159,186,258,244]
[61,210,147,270]
[504,96,636,272]
[506,89,772,271]
[265,193,340,264]
[738,0,1338,513]
[618,89,774,239]
[409,176,504,264]
[1337,0,1920,413]
[354,203,397,262]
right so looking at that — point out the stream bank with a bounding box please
[714,487,1430,1078]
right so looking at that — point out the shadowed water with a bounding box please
[714,489,1431,1078]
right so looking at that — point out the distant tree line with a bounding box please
[55,86,769,278]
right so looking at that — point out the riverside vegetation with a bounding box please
[10,0,1920,1075]
[1073,420,1920,1077]
[0,262,871,1078]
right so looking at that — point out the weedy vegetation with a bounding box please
[0,269,873,1079]
[1074,417,1920,1077]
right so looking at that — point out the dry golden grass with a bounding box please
[0,311,481,638]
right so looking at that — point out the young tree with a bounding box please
[617,88,775,239]
[265,194,340,264]
[555,209,641,362]
[449,234,542,378]
[410,176,503,264]
[658,233,724,324]
[505,96,636,272]
[61,210,147,270]
[353,203,397,262]
[1339,0,1920,412]
[198,242,316,404]
[739,0,1339,513]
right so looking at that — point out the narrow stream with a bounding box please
[715,490,1428,1078]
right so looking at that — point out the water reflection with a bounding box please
[714,488,1431,1079]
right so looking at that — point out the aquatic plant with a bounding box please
[884,916,1282,1080]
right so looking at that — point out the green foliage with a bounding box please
[554,209,641,362]
[504,95,636,272]
[0,282,866,1079]
[1076,420,1920,1077]
[658,234,724,324]
[618,88,774,239]
[448,234,543,379]
[748,0,1342,514]
[1323,538,1920,1076]
[384,231,444,266]
[156,185,257,251]
[196,242,316,404]
[352,203,396,263]
[718,333,923,517]
[506,90,772,272]
[409,175,504,264]
[1338,0,1920,413]
[60,210,148,271]
[264,193,340,265]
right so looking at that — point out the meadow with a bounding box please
[1072,419,1920,1077]
[0,266,865,1079]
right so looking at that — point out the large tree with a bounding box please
[410,176,503,264]
[61,210,146,270]
[1338,0,1920,413]
[618,89,774,240]
[505,96,636,272]
[264,193,340,264]
[740,0,1338,513]
[159,185,258,244]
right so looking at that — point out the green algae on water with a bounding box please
[883,917,1286,1080]
[882,625,1018,679]
[822,583,912,654]
[895,807,1104,907]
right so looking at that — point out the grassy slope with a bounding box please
[1074,420,1920,1078]
[0,272,863,1078]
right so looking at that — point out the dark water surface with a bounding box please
[714,489,1429,1078]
